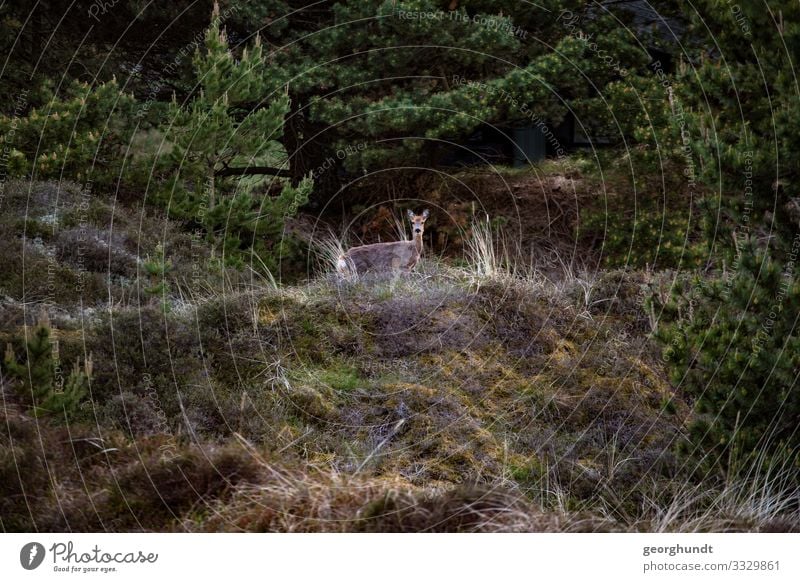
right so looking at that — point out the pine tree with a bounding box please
[143,243,173,312]
[0,79,136,188]
[655,1,800,477]
[4,322,54,407]
[155,3,312,269]
[3,314,90,420]
[673,1,800,255]
[656,241,800,476]
[40,357,92,421]
[256,1,651,198]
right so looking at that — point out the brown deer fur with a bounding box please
[338,210,429,276]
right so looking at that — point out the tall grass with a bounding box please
[311,229,349,276]
[640,464,800,532]
[464,216,508,279]
[459,216,609,319]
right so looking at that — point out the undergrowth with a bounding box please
[1,181,797,533]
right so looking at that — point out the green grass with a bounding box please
[290,361,364,394]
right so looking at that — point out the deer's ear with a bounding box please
[407,209,415,220]
[422,209,430,220]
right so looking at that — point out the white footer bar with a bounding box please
[2,533,797,581]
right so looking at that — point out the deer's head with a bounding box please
[407,209,430,236]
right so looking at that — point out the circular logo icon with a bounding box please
[20,542,46,570]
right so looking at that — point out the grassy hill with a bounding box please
[1,179,797,532]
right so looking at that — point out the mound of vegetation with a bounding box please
[2,181,797,531]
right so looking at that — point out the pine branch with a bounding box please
[215,166,292,178]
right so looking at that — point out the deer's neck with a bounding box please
[413,232,423,255]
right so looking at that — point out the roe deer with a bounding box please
[338,209,429,276]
